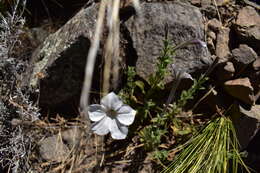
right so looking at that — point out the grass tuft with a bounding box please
[163,116,250,173]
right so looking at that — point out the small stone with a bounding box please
[61,128,82,148]
[224,77,255,105]
[250,71,260,94]
[216,61,235,81]
[215,0,230,6]
[232,44,258,70]
[208,18,222,32]
[207,31,216,40]
[207,37,215,53]
[190,0,201,6]
[240,104,260,121]
[39,135,69,162]
[201,0,211,6]
[202,5,218,19]
[215,27,230,60]
[253,58,260,71]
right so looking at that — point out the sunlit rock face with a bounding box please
[124,2,211,84]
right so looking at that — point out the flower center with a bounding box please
[107,109,117,118]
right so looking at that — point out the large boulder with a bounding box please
[24,3,101,115]
[124,2,211,83]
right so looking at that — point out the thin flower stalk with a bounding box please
[80,1,107,116]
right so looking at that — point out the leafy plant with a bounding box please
[148,39,174,89]
[167,74,208,118]
[121,38,210,163]
[139,125,167,151]
[153,149,169,162]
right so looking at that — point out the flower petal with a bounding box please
[116,105,136,126]
[101,92,123,111]
[88,104,106,122]
[91,117,110,135]
[181,72,193,80]
[109,118,128,140]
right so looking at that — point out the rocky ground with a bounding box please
[0,0,260,172]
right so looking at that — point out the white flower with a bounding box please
[88,92,136,140]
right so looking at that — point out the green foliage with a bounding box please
[139,125,167,151]
[163,117,250,173]
[148,40,174,89]
[168,75,208,117]
[119,29,248,173]
[120,39,212,165]
[177,75,208,108]
[119,66,137,103]
[153,149,169,162]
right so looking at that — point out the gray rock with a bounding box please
[250,71,260,97]
[224,77,255,105]
[231,44,257,71]
[124,2,211,83]
[240,104,260,121]
[29,27,50,45]
[232,104,260,150]
[61,128,83,148]
[24,4,100,114]
[39,135,70,162]
[201,4,218,19]
[234,6,260,53]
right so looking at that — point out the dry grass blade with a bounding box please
[80,0,107,115]
[103,0,120,94]
[80,0,141,114]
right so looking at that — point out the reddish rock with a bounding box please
[215,0,230,6]
[208,18,222,32]
[224,77,255,105]
[253,58,260,71]
[215,27,230,60]
[236,6,260,35]
[190,0,201,6]
[235,6,260,53]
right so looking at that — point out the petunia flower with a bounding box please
[88,92,136,140]
[171,64,193,81]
